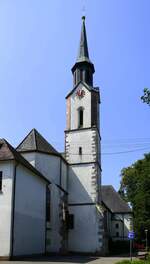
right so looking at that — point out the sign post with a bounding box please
[128,231,135,261]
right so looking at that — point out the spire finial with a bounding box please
[82,15,85,21]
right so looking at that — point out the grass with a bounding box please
[116,260,150,264]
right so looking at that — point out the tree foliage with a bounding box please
[119,153,150,242]
[141,88,150,106]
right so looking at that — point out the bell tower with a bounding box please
[65,17,105,254]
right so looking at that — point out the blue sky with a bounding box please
[0,0,150,190]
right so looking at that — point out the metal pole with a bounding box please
[130,239,132,261]
[145,230,148,251]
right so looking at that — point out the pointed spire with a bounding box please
[71,16,95,82]
[76,16,91,63]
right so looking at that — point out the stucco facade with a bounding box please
[0,161,14,258]
[20,150,68,253]
[0,139,49,259]
[13,164,47,256]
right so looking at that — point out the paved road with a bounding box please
[1,255,131,264]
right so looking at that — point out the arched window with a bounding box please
[78,107,84,127]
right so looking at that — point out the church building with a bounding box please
[0,17,132,260]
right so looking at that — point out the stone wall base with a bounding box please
[0,256,10,261]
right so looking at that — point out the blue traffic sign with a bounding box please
[128,231,135,239]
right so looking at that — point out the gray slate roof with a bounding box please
[101,185,132,213]
[76,16,91,64]
[0,139,50,184]
[16,128,58,155]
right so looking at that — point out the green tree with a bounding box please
[119,153,150,242]
[141,88,150,106]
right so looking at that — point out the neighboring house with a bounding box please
[0,17,132,259]
[101,185,133,241]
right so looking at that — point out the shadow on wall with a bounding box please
[68,165,100,204]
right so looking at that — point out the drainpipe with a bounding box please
[10,161,18,259]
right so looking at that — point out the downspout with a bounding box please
[123,214,125,240]
[10,161,18,259]
[45,183,51,255]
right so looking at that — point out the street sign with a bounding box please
[128,231,135,240]
[128,231,135,261]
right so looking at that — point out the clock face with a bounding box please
[76,89,85,99]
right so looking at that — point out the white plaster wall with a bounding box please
[70,83,91,129]
[0,161,14,257]
[68,205,102,253]
[21,152,68,192]
[123,214,132,238]
[21,152,68,253]
[66,129,98,164]
[13,164,46,256]
[21,152,36,167]
[68,164,98,203]
[35,153,60,185]
[46,184,61,252]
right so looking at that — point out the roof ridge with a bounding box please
[16,128,36,150]
[35,129,58,153]
[34,128,38,150]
